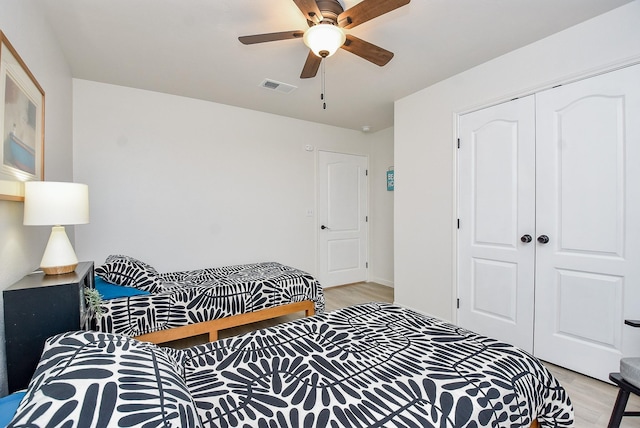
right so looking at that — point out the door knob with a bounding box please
[520,234,532,243]
[321,225,329,230]
[537,235,550,244]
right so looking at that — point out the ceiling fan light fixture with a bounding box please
[303,24,346,58]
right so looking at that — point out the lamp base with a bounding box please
[42,263,78,275]
[40,225,79,276]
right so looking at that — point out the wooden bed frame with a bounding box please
[134,300,315,344]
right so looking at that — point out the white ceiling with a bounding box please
[39,0,632,131]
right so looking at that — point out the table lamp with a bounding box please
[23,181,89,275]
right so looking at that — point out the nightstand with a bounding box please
[3,261,94,393]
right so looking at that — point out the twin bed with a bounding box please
[7,302,573,427]
[4,256,574,426]
[93,255,325,342]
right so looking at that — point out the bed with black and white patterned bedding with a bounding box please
[9,302,573,428]
[95,255,325,338]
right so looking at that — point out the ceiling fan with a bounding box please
[239,0,410,79]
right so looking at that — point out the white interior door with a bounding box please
[458,96,536,352]
[318,151,368,287]
[534,64,640,381]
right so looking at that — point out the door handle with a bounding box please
[321,225,330,230]
[537,235,550,244]
[520,234,532,243]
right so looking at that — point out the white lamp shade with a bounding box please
[24,181,89,226]
[303,24,346,58]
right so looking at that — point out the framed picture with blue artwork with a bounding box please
[0,30,45,201]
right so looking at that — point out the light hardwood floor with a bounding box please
[167,282,640,427]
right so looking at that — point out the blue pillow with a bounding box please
[94,276,150,299]
[0,391,25,427]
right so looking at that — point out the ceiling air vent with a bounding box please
[259,79,297,94]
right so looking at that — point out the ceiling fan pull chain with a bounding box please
[321,59,327,110]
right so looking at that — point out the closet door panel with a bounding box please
[534,64,640,381]
[556,270,623,348]
[558,95,622,255]
[458,96,536,353]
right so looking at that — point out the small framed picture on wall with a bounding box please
[0,30,45,201]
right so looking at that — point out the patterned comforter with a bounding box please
[183,302,574,427]
[9,303,574,427]
[96,257,325,337]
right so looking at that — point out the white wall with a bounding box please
[368,127,394,286]
[394,0,640,322]
[0,1,73,395]
[73,80,394,282]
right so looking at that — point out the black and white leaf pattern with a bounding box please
[96,255,163,293]
[180,303,573,428]
[9,332,202,428]
[97,261,325,337]
[10,304,573,428]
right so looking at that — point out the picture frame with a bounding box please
[0,30,45,201]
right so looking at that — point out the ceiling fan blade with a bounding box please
[341,34,394,66]
[338,0,410,29]
[238,30,304,45]
[300,50,322,78]
[292,0,323,24]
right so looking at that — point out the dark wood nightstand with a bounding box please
[3,261,94,392]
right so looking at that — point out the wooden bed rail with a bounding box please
[134,300,315,344]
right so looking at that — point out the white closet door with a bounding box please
[458,96,536,352]
[534,64,640,381]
